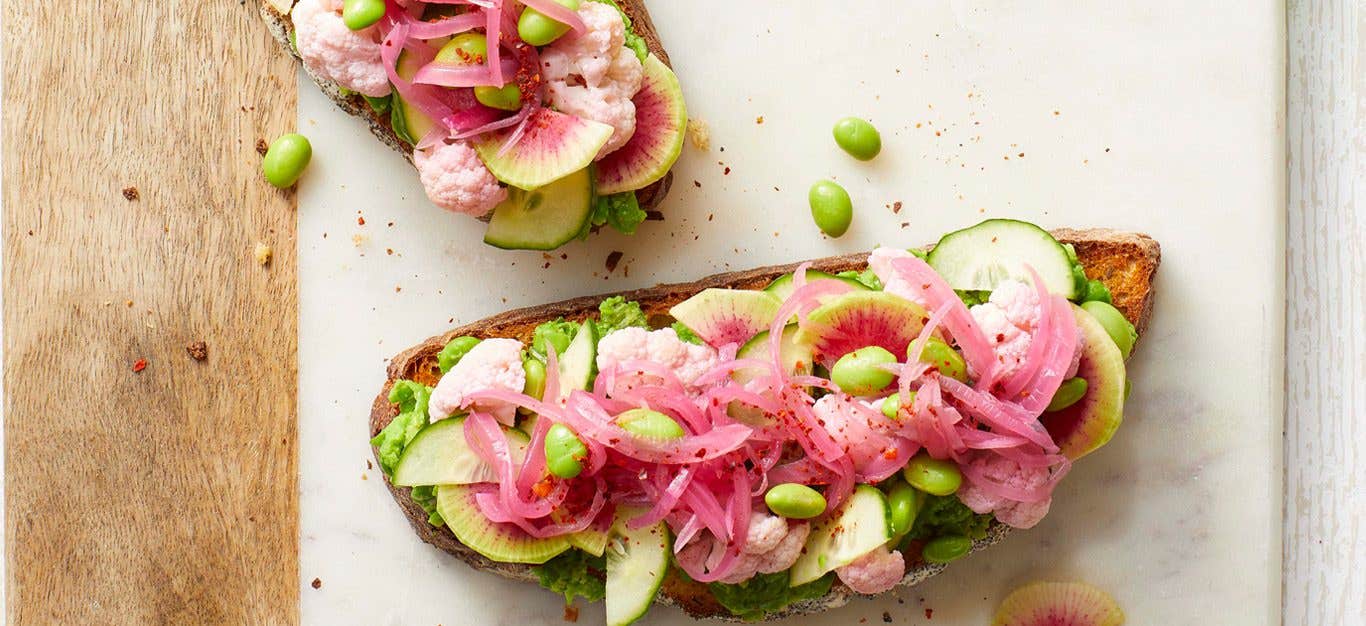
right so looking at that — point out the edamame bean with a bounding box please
[518,0,581,47]
[1045,377,1088,412]
[342,0,386,31]
[764,483,827,519]
[880,392,917,419]
[1080,301,1137,359]
[832,117,882,161]
[522,358,547,400]
[903,452,963,496]
[808,180,853,237]
[831,346,897,396]
[617,408,685,440]
[913,337,968,382]
[544,422,588,479]
[262,133,312,188]
[1083,279,1112,304]
[921,535,971,563]
[436,33,489,65]
[476,83,523,111]
[437,336,481,373]
[886,480,923,537]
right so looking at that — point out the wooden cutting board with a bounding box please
[3,1,299,623]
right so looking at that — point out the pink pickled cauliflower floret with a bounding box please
[812,396,896,471]
[957,452,1053,529]
[541,3,644,158]
[716,514,811,584]
[969,279,1086,380]
[413,141,508,217]
[596,327,720,390]
[428,338,526,425]
[835,548,906,595]
[291,0,391,97]
[868,247,929,307]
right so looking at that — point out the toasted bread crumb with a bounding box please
[605,251,623,273]
[186,341,208,361]
[122,186,139,201]
[254,242,273,266]
[311,578,322,589]
[686,119,710,151]
[353,234,367,247]
[255,139,269,155]
[563,604,579,622]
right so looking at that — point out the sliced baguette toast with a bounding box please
[259,0,676,215]
[369,228,1160,621]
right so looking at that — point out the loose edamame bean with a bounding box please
[1045,377,1088,412]
[476,83,523,111]
[1083,279,1113,304]
[808,180,853,237]
[764,483,827,519]
[832,117,882,161]
[342,0,386,31]
[914,337,968,382]
[886,480,923,537]
[831,346,897,396]
[262,133,312,188]
[517,0,581,46]
[522,358,547,401]
[1080,301,1137,359]
[921,535,971,564]
[544,423,588,479]
[617,408,686,439]
[903,452,963,496]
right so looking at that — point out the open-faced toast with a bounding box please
[369,227,1160,621]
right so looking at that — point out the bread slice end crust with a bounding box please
[367,228,1160,621]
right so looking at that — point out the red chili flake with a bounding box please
[132,359,148,373]
[695,448,708,458]
[723,166,731,175]
[357,216,366,226]
[532,477,555,498]
[892,201,903,214]
[311,578,322,589]
[563,604,580,622]
[925,608,934,619]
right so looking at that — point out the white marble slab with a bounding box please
[297,1,1285,623]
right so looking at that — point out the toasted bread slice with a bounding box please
[259,0,676,215]
[369,228,1160,621]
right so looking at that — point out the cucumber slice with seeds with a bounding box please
[483,167,594,250]
[927,219,1078,299]
[789,484,892,586]
[605,506,670,626]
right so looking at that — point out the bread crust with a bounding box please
[367,229,1161,621]
[260,0,675,219]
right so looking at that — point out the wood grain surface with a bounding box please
[1285,1,1366,624]
[3,1,299,623]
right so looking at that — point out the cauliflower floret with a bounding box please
[812,395,896,471]
[292,0,391,97]
[969,279,1087,382]
[541,3,644,158]
[956,452,1053,529]
[413,141,508,217]
[835,548,906,595]
[428,338,526,425]
[716,515,811,584]
[596,327,720,390]
[867,247,929,307]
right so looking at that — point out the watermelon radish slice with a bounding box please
[669,289,780,347]
[595,53,687,194]
[1040,304,1127,459]
[793,291,929,366]
[473,108,613,190]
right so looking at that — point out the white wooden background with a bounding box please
[1285,0,1366,624]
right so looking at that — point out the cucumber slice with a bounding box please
[435,484,572,564]
[605,506,670,626]
[394,46,441,144]
[789,484,892,586]
[483,167,594,251]
[735,324,815,382]
[557,319,597,399]
[393,418,530,487]
[568,519,611,557]
[926,219,1079,299]
[764,270,869,301]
